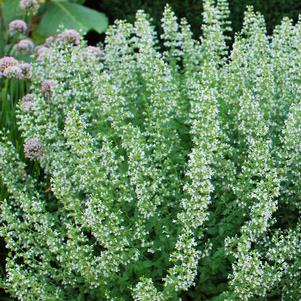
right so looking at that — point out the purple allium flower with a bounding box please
[19,63,32,79]
[35,46,51,62]
[24,138,43,160]
[19,0,39,14]
[44,36,56,46]
[14,39,34,53]
[20,94,35,112]
[84,46,103,58]
[9,20,27,34]
[0,56,18,72]
[41,79,56,96]
[58,29,80,45]
[3,65,22,79]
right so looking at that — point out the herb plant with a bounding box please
[0,1,301,300]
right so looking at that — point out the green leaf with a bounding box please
[31,30,45,44]
[2,0,23,27]
[36,1,108,37]
[69,0,86,4]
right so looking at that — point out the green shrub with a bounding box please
[0,0,301,300]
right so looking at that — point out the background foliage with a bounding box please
[86,0,301,40]
[1,0,108,43]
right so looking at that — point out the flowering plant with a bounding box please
[0,0,108,132]
[0,1,301,300]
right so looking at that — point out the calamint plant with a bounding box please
[0,0,301,300]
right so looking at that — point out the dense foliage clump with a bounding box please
[0,0,301,300]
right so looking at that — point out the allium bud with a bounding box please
[19,0,40,14]
[24,138,43,160]
[14,39,35,53]
[20,94,35,112]
[57,29,80,45]
[0,56,18,72]
[19,63,32,79]
[3,66,22,79]
[41,79,56,96]
[9,20,27,34]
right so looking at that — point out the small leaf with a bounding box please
[36,2,108,37]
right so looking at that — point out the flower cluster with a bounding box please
[13,39,35,53]
[41,79,56,96]
[9,20,27,34]
[0,1,301,301]
[0,56,32,79]
[57,29,81,45]
[0,56,18,71]
[35,46,52,62]
[33,29,82,62]
[20,94,35,112]
[19,0,40,15]
[23,138,43,160]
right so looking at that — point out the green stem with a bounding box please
[1,79,9,130]
[7,79,15,140]
[6,35,19,56]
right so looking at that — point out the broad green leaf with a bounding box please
[36,1,108,37]
[2,0,23,27]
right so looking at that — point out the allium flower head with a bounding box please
[19,0,40,14]
[41,79,56,96]
[3,65,22,79]
[44,36,56,46]
[58,29,80,45]
[0,56,18,72]
[20,94,35,112]
[83,46,103,58]
[35,46,51,62]
[19,63,32,79]
[24,138,43,160]
[9,20,27,34]
[14,39,35,53]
